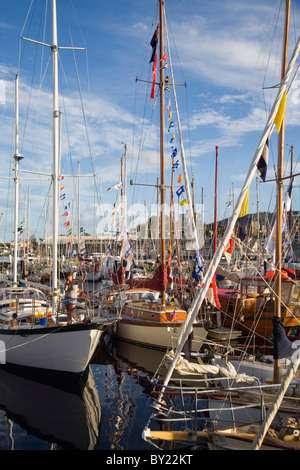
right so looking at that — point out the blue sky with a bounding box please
[0,0,300,243]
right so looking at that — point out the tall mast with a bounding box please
[77,160,81,254]
[52,0,60,312]
[120,155,124,284]
[159,0,166,307]
[213,146,218,253]
[13,74,23,286]
[273,0,290,384]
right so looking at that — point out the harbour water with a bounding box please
[0,334,206,451]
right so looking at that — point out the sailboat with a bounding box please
[109,0,208,352]
[209,1,300,352]
[143,0,300,449]
[0,0,111,377]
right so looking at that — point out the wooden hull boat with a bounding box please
[110,288,207,351]
[211,277,300,341]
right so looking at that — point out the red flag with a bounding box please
[211,275,220,309]
[150,53,157,100]
[202,275,220,309]
[64,221,70,227]
[224,229,234,264]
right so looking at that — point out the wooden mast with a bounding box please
[120,155,125,284]
[214,146,218,253]
[273,0,290,384]
[159,0,166,307]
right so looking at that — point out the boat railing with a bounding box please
[144,379,300,444]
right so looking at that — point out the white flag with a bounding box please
[107,182,122,192]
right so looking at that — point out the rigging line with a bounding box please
[163,9,193,177]
[223,0,284,185]
[130,7,159,204]
[69,0,91,99]
[129,77,138,195]
[57,60,76,189]
[131,76,156,205]
[234,232,299,305]
[20,52,52,155]
[64,5,100,205]
[3,140,14,243]
[18,0,35,74]
[57,56,80,196]
[290,0,298,51]
[261,0,283,96]
[31,181,52,240]
[0,324,72,356]
[262,0,286,178]
[38,0,48,92]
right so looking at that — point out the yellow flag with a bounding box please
[238,189,249,219]
[177,173,183,183]
[274,90,287,134]
[180,198,188,206]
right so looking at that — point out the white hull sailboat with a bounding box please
[0,322,102,375]
[0,0,108,377]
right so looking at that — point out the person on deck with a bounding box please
[63,271,87,325]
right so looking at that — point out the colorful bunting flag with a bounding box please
[149,25,159,63]
[168,121,174,132]
[257,138,269,182]
[176,185,185,197]
[171,148,177,159]
[274,90,287,134]
[237,189,249,241]
[238,189,249,219]
[160,52,167,62]
[107,181,122,192]
[172,160,179,171]
[164,76,170,92]
[150,53,157,101]
[177,173,183,183]
[171,309,177,321]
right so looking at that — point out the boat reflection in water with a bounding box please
[100,337,208,451]
[0,366,101,450]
